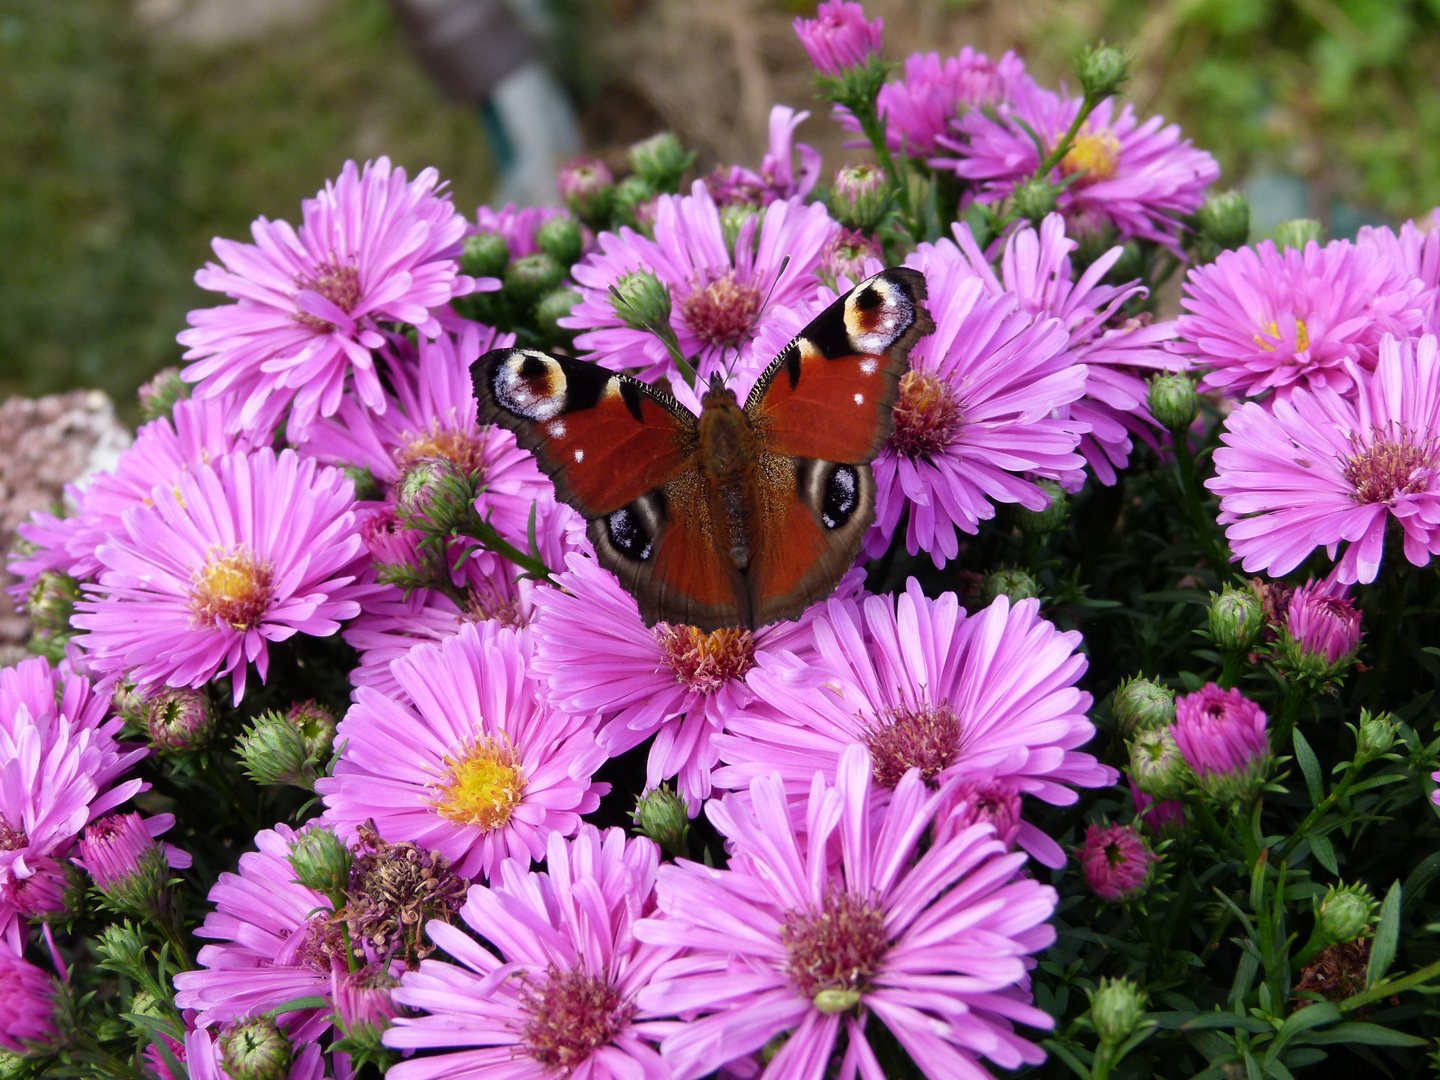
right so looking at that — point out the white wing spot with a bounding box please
[547,420,568,439]
[860,358,878,375]
[853,393,865,405]
[573,449,585,463]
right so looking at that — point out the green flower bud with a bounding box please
[535,214,584,267]
[288,827,352,902]
[137,367,191,423]
[982,568,1040,605]
[536,287,582,341]
[288,699,337,763]
[1089,976,1147,1045]
[1077,45,1130,101]
[93,921,151,982]
[1197,190,1250,251]
[220,1016,292,1080]
[145,688,216,754]
[632,784,690,858]
[1354,709,1397,761]
[830,163,891,230]
[1111,676,1175,737]
[396,457,478,536]
[559,157,616,227]
[1316,883,1378,946]
[611,269,674,334]
[26,571,80,638]
[628,132,695,193]
[1129,727,1192,801]
[235,710,315,790]
[343,464,383,503]
[0,1050,35,1079]
[1146,373,1199,432]
[612,174,655,227]
[1273,218,1324,251]
[1208,585,1264,653]
[1015,480,1068,537]
[503,253,566,308]
[720,202,760,259]
[1011,176,1059,224]
[461,230,510,280]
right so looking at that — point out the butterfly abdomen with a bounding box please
[697,388,763,574]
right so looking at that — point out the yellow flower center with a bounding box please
[433,736,527,830]
[1253,319,1310,353]
[395,422,488,478]
[1060,128,1121,186]
[189,547,274,630]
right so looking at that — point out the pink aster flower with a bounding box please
[73,447,368,704]
[944,214,1184,484]
[940,83,1219,252]
[8,510,87,599]
[75,810,190,905]
[1285,577,1362,667]
[793,0,883,78]
[0,946,64,1055]
[1207,333,1440,584]
[635,745,1057,1080]
[1176,238,1432,400]
[1173,684,1269,803]
[531,554,818,809]
[1129,778,1186,837]
[706,105,823,208]
[1357,213,1440,331]
[474,203,566,259]
[714,582,1114,868]
[179,157,487,439]
[563,181,839,384]
[1080,822,1153,902]
[318,620,607,881]
[173,823,341,1041]
[385,826,672,1080]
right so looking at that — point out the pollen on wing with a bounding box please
[495,353,566,422]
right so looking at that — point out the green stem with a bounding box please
[1171,428,1231,583]
[1219,651,1245,690]
[1275,763,1364,863]
[1194,800,1245,861]
[1036,93,1105,178]
[459,514,554,584]
[1339,958,1440,1013]
[1092,1042,1116,1080]
[851,97,911,227]
[1270,681,1307,756]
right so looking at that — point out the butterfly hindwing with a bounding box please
[745,267,933,463]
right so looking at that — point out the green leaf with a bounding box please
[1309,833,1339,876]
[1292,729,1324,806]
[1302,1022,1427,1047]
[1346,774,1410,795]
[1265,1001,1340,1060]
[1181,1010,1269,1033]
[1040,1040,1093,1079]
[1404,852,1440,901]
[1366,881,1402,988]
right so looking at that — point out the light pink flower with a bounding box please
[706,105,822,207]
[792,0,883,78]
[1356,213,1440,331]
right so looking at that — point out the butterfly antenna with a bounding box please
[723,253,793,383]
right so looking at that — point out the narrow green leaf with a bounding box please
[1292,729,1323,806]
[1040,1040,1093,1080]
[1182,1010,1268,1033]
[1302,1022,1427,1047]
[1366,881,1402,988]
[1346,774,1409,795]
[1266,1001,1340,1060]
[1309,833,1339,876]
[1404,852,1440,901]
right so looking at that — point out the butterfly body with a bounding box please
[473,268,934,631]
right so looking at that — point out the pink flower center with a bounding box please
[681,271,762,350]
[781,890,889,1002]
[433,736,527,831]
[395,424,488,479]
[1060,127,1121,186]
[653,624,755,694]
[890,370,962,459]
[190,547,275,631]
[464,583,527,629]
[1343,437,1436,505]
[863,702,962,789]
[294,915,348,973]
[518,965,635,1072]
[294,261,362,332]
[0,816,27,852]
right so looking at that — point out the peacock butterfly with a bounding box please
[470,267,935,631]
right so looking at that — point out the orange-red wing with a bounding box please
[746,267,934,464]
[474,348,697,516]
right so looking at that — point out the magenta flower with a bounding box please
[173,824,340,1042]
[940,83,1218,252]
[1173,684,1269,803]
[385,826,672,1080]
[562,181,839,384]
[75,810,190,895]
[474,202,566,259]
[179,157,486,439]
[318,621,607,881]
[8,511,87,600]
[714,582,1114,868]
[1080,823,1153,902]
[73,447,368,704]
[1357,215,1440,332]
[1128,778,1186,836]
[1176,238,1431,400]
[793,0,883,78]
[1207,333,1440,584]
[332,964,401,1042]
[0,946,64,1054]
[634,745,1057,1080]
[706,105,823,208]
[1285,577,1362,667]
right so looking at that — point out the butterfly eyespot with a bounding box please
[493,352,567,421]
[604,493,666,563]
[821,465,860,529]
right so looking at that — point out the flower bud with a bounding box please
[535,214,584,267]
[145,688,215,753]
[138,367,191,423]
[1089,976,1146,1044]
[503,253,566,308]
[235,710,315,790]
[289,826,352,902]
[1278,578,1362,681]
[535,288,582,343]
[1011,176,1060,223]
[612,174,655,229]
[628,132,696,194]
[933,779,1022,849]
[1208,585,1264,653]
[1273,218,1324,251]
[0,949,67,1057]
[219,1016,292,1080]
[1016,479,1067,537]
[1316,883,1378,946]
[830,163,890,230]
[1128,727,1192,801]
[332,964,402,1050]
[1111,676,1175,737]
[1354,709,1397,761]
[1146,372,1199,432]
[77,812,173,919]
[632,785,690,857]
[559,157,615,227]
[611,269,674,335]
[1081,822,1154,903]
[287,699,338,763]
[1077,45,1130,101]
[1196,190,1250,251]
[793,0,883,79]
[1173,684,1270,806]
[460,230,510,280]
[1129,778,1187,838]
[982,568,1039,605]
[26,571,80,638]
[818,228,882,289]
[719,202,760,259]
[395,457,479,536]
[11,855,85,924]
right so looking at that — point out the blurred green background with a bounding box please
[3,0,1439,414]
